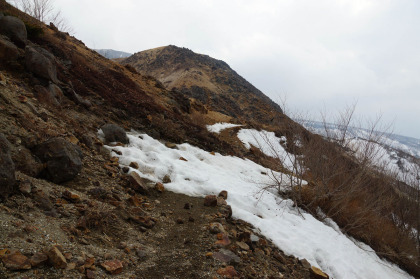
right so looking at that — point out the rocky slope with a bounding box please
[0,1,325,278]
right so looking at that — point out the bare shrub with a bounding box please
[11,0,73,33]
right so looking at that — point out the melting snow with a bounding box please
[107,131,413,279]
[206,122,242,133]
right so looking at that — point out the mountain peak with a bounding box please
[122,45,283,125]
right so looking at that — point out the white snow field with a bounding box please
[107,131,413,279]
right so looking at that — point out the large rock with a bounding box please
[101,124,129,144]
[33,138,83,183]
[0,35,19,62]
[0,133,16,199]
[1,251,31,270]
[25,46,58,83]
[0,16,27,47]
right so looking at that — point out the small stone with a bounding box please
[210,151,216,156]
[176,218,184,224]
[188,216,195,222]
[165,142,177,149]
[258,238,268,247]
[129,162,139,169]
[215,233,231,247]
[101,259,124,274]
[205,252,213,258]
[84,257,95,269]
[155,182,165,193]
[250,234,259,242]
[217,266,239,278]
[213,249,240,264]
[86,269,96,278]
[179,157,188,161]
[310,266,329,279]
[184,203,191,209]
[218,190,228,200]
[273,252,286,264]
[2,251,31,270]
[236,241,250,251]
[62,190,80,203]
[129,172,150,194]
[30,252,48,267]
[47,245,67,269]
[122,166,129,173]
[300,258,311,269]
[66,262,76,270]
[209,222,225,234]
[127,195,143,207]
[162,174,171,184]
[204,195,217,207]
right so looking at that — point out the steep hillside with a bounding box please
[121,45,288,128]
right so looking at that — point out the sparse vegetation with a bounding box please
[255,102,420,275]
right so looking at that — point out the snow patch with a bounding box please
[107,131,413,279]
[206,122,242,133]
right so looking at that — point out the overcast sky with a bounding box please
[49,0,420,139]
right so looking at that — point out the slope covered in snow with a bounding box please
[106,131,413,279]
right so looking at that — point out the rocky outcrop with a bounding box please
[25,46,58,83]
[0,35,19,62]
[0,133,16,199]
[33,137,83,183]
[101,124,129,144]
[0,16,27,47]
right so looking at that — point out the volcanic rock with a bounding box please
[0,16,27,47]
[101,124,129,144]
[33,137,83,183]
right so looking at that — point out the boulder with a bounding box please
[101,124,129,144]
[46,245,67,269]
[25,46,58,83]
[0,16,27,47]
[0,133,16,199]
[33,137,83,183]
[0,35,19,62]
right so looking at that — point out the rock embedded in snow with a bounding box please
[101,124,129,144]
[218,190,228,200]
[162,174,171,183]
[129,161,139,169]
[310,266,329,279]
